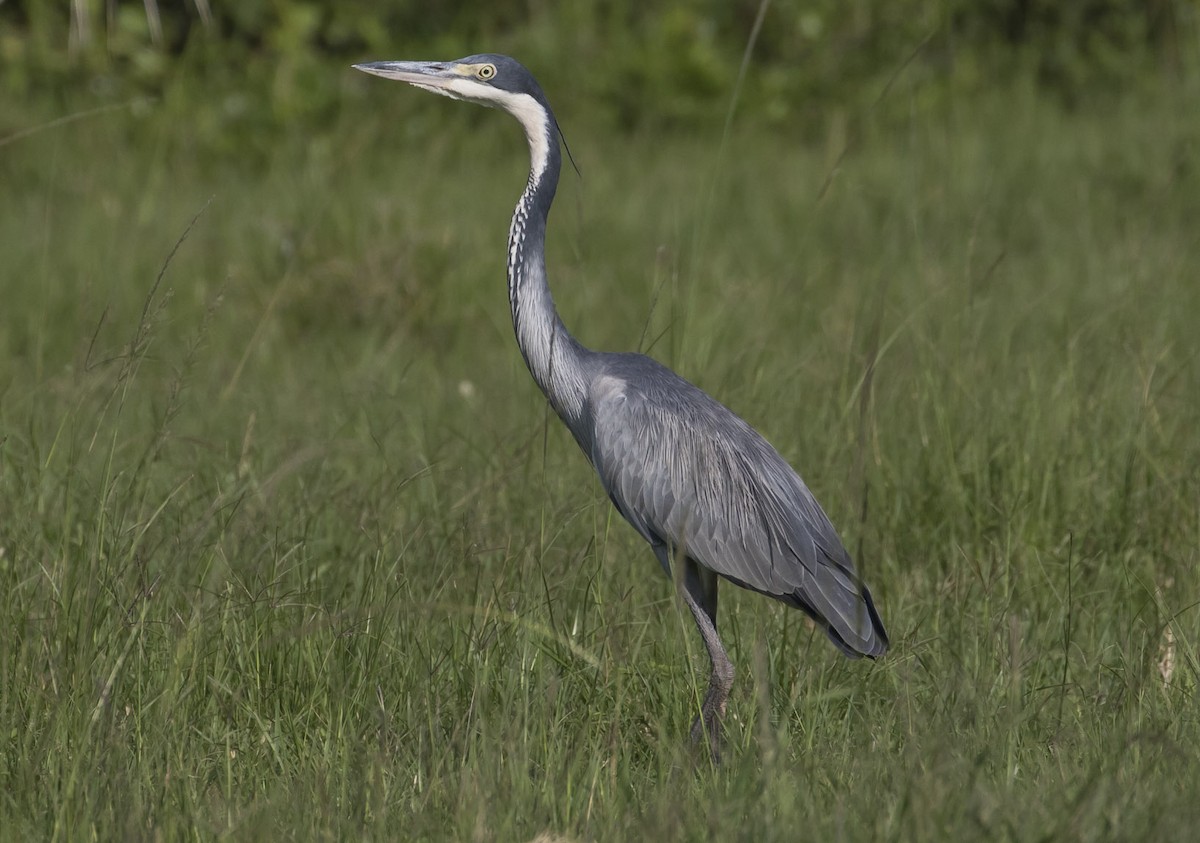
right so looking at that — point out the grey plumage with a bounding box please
[590,354,887,658]
[355,54,889,758]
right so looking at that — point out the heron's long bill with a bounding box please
[352,61,466,95]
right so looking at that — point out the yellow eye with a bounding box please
[477,64,496,81]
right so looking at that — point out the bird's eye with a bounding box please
[477,64,496,81]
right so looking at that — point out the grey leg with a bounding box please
[682,558,734,762]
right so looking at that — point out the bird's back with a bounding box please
[584,352,888,658]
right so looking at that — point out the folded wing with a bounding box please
[589,357,888,658]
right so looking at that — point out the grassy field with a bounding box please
[2,71,1199,840]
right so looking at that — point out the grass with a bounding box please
[1,71,1199,841]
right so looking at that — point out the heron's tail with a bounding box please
[783,571,889,659]
[822,583,889,658]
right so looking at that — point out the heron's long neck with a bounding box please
[507,103,589,424]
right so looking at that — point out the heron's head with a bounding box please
[354,54,566,181]
[353,54,548,113]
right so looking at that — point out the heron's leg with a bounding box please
[681,558,734,760]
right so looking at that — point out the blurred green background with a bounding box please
[3,0,1194,135]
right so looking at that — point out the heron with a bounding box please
[354,54,889,759]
